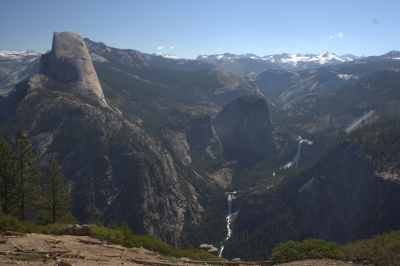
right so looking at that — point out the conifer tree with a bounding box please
[14,131,41,220]
[73,175,100,224]
[42,159,71,223]
[0,137,17,214]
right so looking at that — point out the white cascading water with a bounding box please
[345,110,375,134]
[282,136,313,169]
[218,191,237,257]
[217,136,312,257]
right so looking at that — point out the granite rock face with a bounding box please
[4,32,220,246]
[214,95,274,164]
[162,107,224,171]
[225,141,400,259]
[41,32,107,105]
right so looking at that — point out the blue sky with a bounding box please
[1,0,399,58]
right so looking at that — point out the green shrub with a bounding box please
[0,215,218,261]
[0,215,27,232]
[272,232,400,265]
[272,239,340,263]
[340,231,400,266]
[0,215,70,234]
[88,224,219,261]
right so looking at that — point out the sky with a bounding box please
[0,0,399,58]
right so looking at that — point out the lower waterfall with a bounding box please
[218,191,237,257]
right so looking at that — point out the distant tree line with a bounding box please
[0,131,73,224]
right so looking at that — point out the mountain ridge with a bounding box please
[2,31,400,262]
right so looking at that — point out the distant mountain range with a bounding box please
[2,34,400,260]
[3,48,400,78]
[0,50,40,95]
[197,52,359,75]
[199,51,357,65]
[0,50,40,60]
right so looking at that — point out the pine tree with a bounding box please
[73,175,100,224]
[0,137,17,214]
[14,131,41,220]
[42,159,71,223]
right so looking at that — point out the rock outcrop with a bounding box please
[6,32,220,246]
[214,95,274,164]
[0,232,359,266]
[41,32,107,105]
[162,107,224,171]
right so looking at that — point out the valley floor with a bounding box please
[0,232,364,266]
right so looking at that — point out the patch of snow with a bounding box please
[0,50,40,60]
[156,53,179,59]
[337,74,358,80]
[163,54,179,59]
[91,52,108,62]
[260,52,353,66]
[198,52,356,67]
[317,51,345,64]
[280,54,313,65]
[261,55,273,61]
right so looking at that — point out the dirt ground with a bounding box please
[277,259,364,266]
[0,232,363,266]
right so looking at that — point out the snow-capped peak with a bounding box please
[198,52,356,67]
[0,50,40,60]
[197,53,260,62]
[156,52,179,59]
[316,51,345,64]
[382,51,400,60]
[260,52,355,66]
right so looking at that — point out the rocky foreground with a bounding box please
[0,232,363,266]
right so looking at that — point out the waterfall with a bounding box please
[282,136,313,169]
[345,110,375,134]
[218,191,237,257]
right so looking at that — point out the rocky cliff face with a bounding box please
[225,133,400,259]
[83,38,263,133]
[162,107,224,171]
[3,32,400,260]
[214,95,274,165]
[41,32,107,105]
[4,32,221,245]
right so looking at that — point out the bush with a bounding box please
[89,224,219,261]
[272,239,340,263]
[0,215,27,232]
[272,232,400,265]
[340,231,400,266]
[0,214,70,234]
